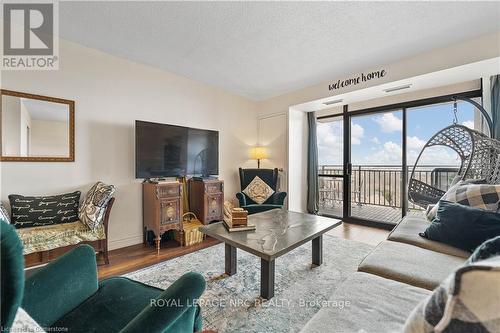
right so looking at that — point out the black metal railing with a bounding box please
[318,165,458,210]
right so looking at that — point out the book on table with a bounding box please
[222,219,256,232]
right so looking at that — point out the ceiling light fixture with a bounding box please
[323,99,344,106]
[383,84,412,93]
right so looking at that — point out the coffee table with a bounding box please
[199,209,341,299]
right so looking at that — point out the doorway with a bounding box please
[317,90,484,227]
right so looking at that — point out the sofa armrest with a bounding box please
[120,272,206,333]
[236,192,247,207]
[270,192,287,205]
[23,245,98,327]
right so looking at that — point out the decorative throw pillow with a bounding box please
[467,235,500,264]
[403,256,500,333]
[79,182,115,230]
[0,203,11,224]
[243,176,275,204]
[11,307,46,333]
[427,181,500,221]
[8,192,80,229]
[420,201,500,252]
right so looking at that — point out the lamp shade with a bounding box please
[250,146,268,160]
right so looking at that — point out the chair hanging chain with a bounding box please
[453,100,459,125]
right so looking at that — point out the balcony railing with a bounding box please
[318,165,458,211]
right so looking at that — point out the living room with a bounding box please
[1,2,500,333]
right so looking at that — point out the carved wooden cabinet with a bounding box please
[188,178,224,225]
[143,182,183,253]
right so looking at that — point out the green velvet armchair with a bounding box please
[236,168,287,214]
[0,220,206,333]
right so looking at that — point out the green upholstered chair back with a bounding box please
[0,220,24,331]
[238,168,279,204]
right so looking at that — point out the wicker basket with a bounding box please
[174,212,205,246]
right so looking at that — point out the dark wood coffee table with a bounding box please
[199,209,341,299]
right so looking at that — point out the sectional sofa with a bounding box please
[301,215,469,333]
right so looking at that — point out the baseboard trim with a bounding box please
[108,235,143,250]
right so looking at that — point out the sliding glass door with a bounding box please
[317,116,345,217]
[316,91,484,227]
[405,99,484,214]
[349,110,403,224]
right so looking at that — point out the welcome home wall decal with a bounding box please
[328,69,387,91]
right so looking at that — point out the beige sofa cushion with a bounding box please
[358,241,465,290]
[388,216,470,258]
[301,272,430,333]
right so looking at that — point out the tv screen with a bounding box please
[135,121,218,179]
[187,128,219,176]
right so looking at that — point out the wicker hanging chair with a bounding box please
[408,124,500,208]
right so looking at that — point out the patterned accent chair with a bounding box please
[0,220,206,333]
[236,168,287,214]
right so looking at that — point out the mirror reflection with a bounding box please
[1,91,73,160]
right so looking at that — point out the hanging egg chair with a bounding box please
[408,97,500,208]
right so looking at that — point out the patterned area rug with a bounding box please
[124,235,374,333]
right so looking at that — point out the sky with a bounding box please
[317,101,479,167]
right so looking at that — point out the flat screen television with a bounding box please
[135,120,219,179]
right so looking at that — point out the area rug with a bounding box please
[124,235,374,333]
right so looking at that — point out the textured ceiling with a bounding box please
[59,1,500,100]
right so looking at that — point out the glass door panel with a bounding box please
[317,116,344,217]
[349,110,403,225]
[406,100,480,216]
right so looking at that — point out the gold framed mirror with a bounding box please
[0,89,75,162]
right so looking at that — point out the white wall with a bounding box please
[258,114,287,171]
[287,108,308,213]
[1,39,258,250]
[258,113,288,204]
[30,120,69,157]
[315,80,482,118]
[347,80,481,112]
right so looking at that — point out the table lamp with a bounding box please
[250,146,268,168]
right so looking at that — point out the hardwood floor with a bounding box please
[326,222,390,246]
[98,237,220,279]
[97,221,389,279]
